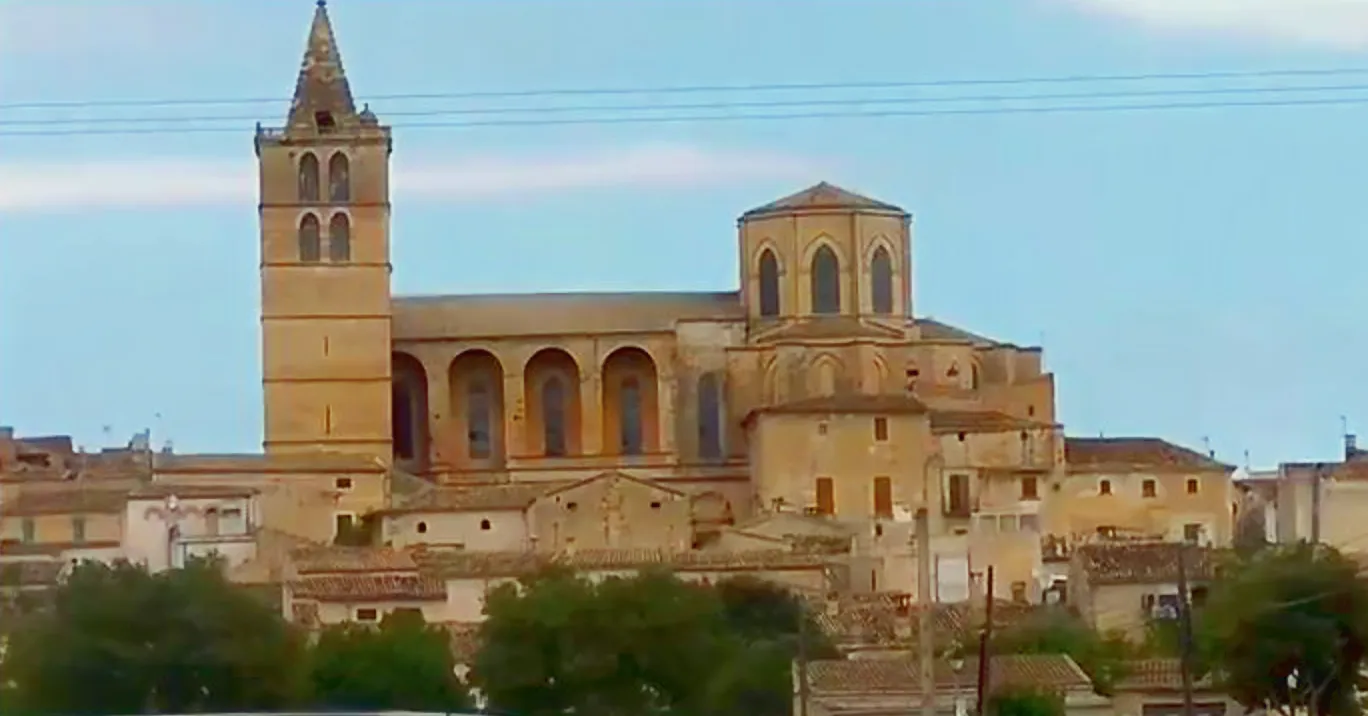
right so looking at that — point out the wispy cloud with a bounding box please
[1061,0,1368,49]
[0,1,213,57]
[0,144,820,213]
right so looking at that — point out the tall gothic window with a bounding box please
[298,213,321,263]
[620,377,644,455]
[870,245,894,314]
[328,213,351,262]
[758,249,780,317]
[298,152,320,202]
[811,245,841,314]
[328,151,351,203]
[542,376,568,457]
[392,381,416,460]
[697,373,723,460]
[467,379,492,459]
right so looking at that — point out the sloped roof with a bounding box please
[1075,542,1219,585]
[807,654,1092,695]
[742,182,906,219]
[1065,437,1234,473]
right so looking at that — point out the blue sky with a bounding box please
[2,0,1367,466]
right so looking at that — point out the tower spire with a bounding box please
[287,0,357,128]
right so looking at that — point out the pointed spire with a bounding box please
[287,0,357,128]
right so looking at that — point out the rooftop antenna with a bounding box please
[1243,449,1251,470]
[1201,436,1213,459]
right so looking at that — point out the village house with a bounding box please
[1068,541,1216,640]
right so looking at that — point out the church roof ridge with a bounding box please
[741,181,907,219]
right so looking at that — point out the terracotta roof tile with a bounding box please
[930,410,1056,434]
[0,540,121,556]
[389,482,568,514]
[1115,659,1213,691]
[129,483,257,499]
[747,394,929,421]
[291,546,418,574]
[742,182,906,218]
[0,488,128,516]
[808,654,1091,695]
[1076,542,1218,585]
[817,596,1044,649]
[1065,438,1233,473]
[914,319,1009,346]
[417,548,832,579]
[155,451,386,474]
[291,573,446,602]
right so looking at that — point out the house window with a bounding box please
[1184,523,1203,543]
[1099,479,1113,496]
[335,477,353,490]
[1186,478,1199,495]
[1142,479,1157,498]
[204,509,220,537]
[297,152,320,202]
[870,246,894,314]
[1020,513,1040,532]
[757,249,781,317]
[873,417,889,442]
[542,375,568,457]
[298,213,321,262]
[815,477,835,515]
[946,474,971,516]
[21,517,35,543]
[327,212,351,262]
[650,501,662,510]
[71,516,86,544]
[810,244,841,314]
[873,476,893,519]
[817,422,828,436]
[468,379,493,459]
[619,377,644,456]
[355,608,379,622]
[328,151,350,203]
[334,513,354,538]
[479,519,491,531]
[416,521,428,534]
[1021,476,1039,500]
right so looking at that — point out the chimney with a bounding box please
[1346,434,1359,461]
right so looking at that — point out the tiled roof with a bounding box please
[129,483,257,499]
[543,472,688,499]
[291,546,418,574]
[1064,438,1233,473]
[914,319,1009,347]
[1114,659,1213,691]
[808,654,1091,695]
[930,410,1056,434]
[0,488,128,516]
[747,394,929,420]
[155,451,386,474]
[418,548,832,579]
[1076,542,1218,585]
[0,540,121,556]
[291,573,446,602]
[742,182,906,218]
[755,317,905,342]
[0,560,64,588]
[816,596,1044,649]
[389,482,567,514]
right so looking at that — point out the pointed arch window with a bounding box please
[467,379,492,459]
[328,213,351,262]
[758,249,781,317]
[870,246,894,314]
[542,376,568,457]
[811,244,841,314]
[328,151,351,203]
[298,152,320,203]
[298,213,322,263]
[697,372,723,460]
[619,377,644,456]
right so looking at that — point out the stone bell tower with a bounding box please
[255,1,395,460]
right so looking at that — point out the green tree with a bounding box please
[4,558,308,715]
[1203,542,1368,716]
[310,609,471,711]
[988,685,1066,716]
[980,607,1139,694]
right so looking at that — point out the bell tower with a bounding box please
[255,0,394,460]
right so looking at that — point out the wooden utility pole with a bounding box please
[797,600,810,716]
[1311,462,1324,544]
[975,566,995,716]
[917,507,935,716]
[1176,545,1196,716]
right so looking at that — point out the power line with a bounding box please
[4,94,1368,138]
[4,66,1368,111]
[8,81,1368,129]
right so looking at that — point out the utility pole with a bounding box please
[975,566,995,716]
[1176,545,1196,716]
[917,507,935,716]
[797,600,810,716]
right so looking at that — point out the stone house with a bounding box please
[1068,542,1216,640]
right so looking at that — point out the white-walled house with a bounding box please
[123,484,260,572]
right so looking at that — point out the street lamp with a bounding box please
[950,656,967,716]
